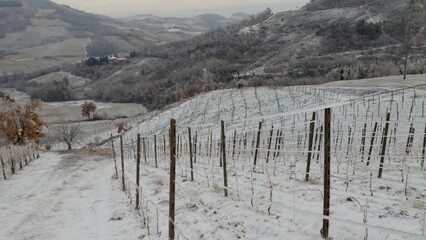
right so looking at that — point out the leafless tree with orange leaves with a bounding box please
[0,99,47,145]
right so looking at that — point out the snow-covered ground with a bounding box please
[2,74,426,239]
[0,151,143,240]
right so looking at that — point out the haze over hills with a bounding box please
[1,0,426,111]
[0,0,246,78]
[50,0,425,110]
[121,12,250,43]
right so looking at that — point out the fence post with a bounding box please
[136,134,141,210]
[188,127,194,181]
[169,118,177,240]
[322,108,331,239]
[154,135,158,168]
[305,112,316,181]
[209,132,213,158]
[232,129,237,160]
[405,123,415,155]
[120,135,125,192]
[266,125,274,164]
[253,121,262,170]
[110,134,118,178]
[194,131,198,163]
[1,156,6,180]
[163,134,166,156]
[143,137,147,163]
[366,122,379,166]
[422,124,426,169]
[9,146,15,175]
[221,120,228,197]
[360,123,367,162]
[378,112,391,179]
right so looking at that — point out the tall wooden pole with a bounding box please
[305,112,316,181]
[120,135,125,192]
[143,137,147,163]
[1,156,6,180]
[378,112,391,179]
[366,122,379,166]
[266,125,274,164]
[110,134,118,178]
[421,124,426,169]
[188,127,194,181]
[194,131,198,164]
[221,120,228,197]
[136,134,141,210]
[154,135,158,168]
[168,119,177,240]
[253,121,262,170]
[322,108,331,239]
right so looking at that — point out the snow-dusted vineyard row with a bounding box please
[0,144,40,181]
[108,85,426,239]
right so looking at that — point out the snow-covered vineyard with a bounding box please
[1,77,426,239]
[112,82,426,239]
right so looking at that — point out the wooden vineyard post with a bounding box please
[1,156,6,180]
[266,125,274,164]
[305,112,316,181]
[232,129,237,160]
[110,134,118,178]
[188,127,194,181]
[273,129,281,159]
[194,131,198,164]
[276,130,284,159]
[154,135,158,168]
[405,123,415,155]
[422,124,426,169]
[316,125,324,162]
[143,137,147,163]
[360,123,367,162]
[120,135,125,192]
[221,120,228,197]
[322,108,331,239]
[209,132,213,158]
[366,122,379,166]
[9,146,15,175]
[253,121,262,170]
[220,137,223,167]
[136,134,141,210]
[378,112,391,179]
[163,135,166,156]
[169,118,177,240]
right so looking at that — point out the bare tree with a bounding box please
[52,119,82,150]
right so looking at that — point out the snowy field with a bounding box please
[1,74,426,239]
[0,151,143,240]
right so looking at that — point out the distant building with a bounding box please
[110,56,129,65]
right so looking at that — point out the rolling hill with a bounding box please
[51,0,425,110]
[2,0,426,113]
[122,13,250,44]
[0,0,243,78]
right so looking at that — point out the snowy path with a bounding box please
[0,151,142,240]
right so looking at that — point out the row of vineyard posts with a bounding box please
[109,109,335,239]
[0,144,40,181]
[110,101,426,239]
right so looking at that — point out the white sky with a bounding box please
[52,0,308,18]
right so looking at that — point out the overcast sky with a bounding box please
[52,0,308,18]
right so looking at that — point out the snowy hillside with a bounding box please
[112,75,426,239]
[1,74,426,240]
